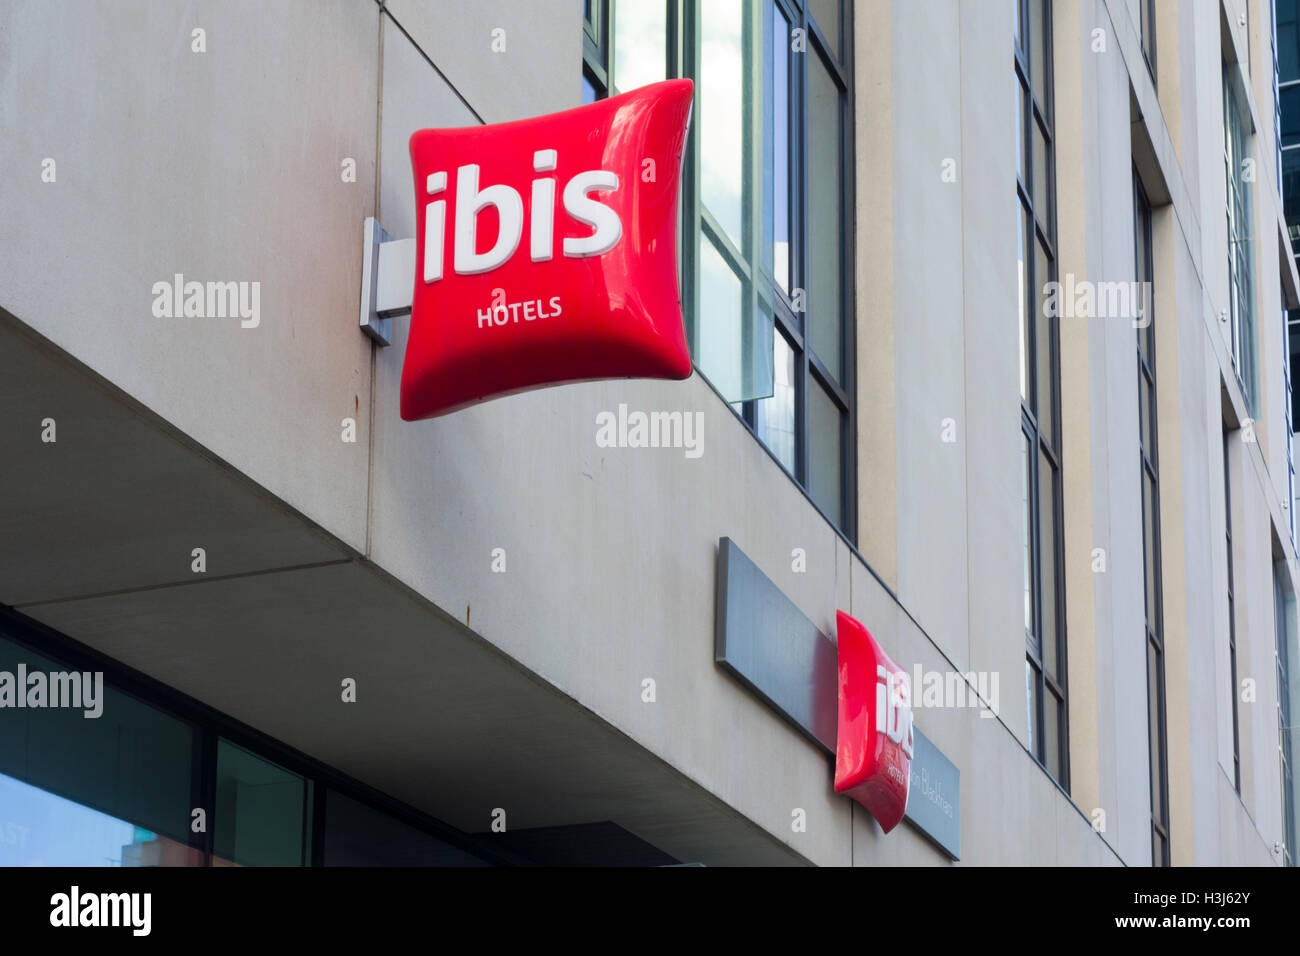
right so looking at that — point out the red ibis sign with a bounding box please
[834,610,914,833]
[401,79,695,421]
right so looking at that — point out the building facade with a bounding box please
[1,0,1298,866]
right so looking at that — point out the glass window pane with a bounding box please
[1138,285,1153,358]
[1030,0,1047,105]
[1140,0,1154,67]
[696,236,774,403]
[1033,116,1050,218]
[1134,196,1151,354]
[1019,208,1030,400]
[1045,689,1063,776]
[771,4,792,294]
[1147,642,1165,826]
[1039,448,1058,679]
[0,635,197,858]
[809,50,843,381]
[1284,85,1300,148]
[1144,468,1158,624]
[1285,150,1300,247]
[1021,431,1035,650]
[613,0,667,94]
[581,72,598,104]
[697,236,746,400]
[213,740,309,867]
[756,329,797,472]
[1017,84,1028,186]
[1223,68,1257,408]
[809,0,839,60]
[1026,660,1040,755]
[701,0,745,247]
[0,772,203,866]
[809,382,842,523]
[1282,0,1300,82]
[1035,235,1055,439]
[1140,376,1155,458]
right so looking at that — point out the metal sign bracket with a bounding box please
[358,217,414,347]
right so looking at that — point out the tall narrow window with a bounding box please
[1224,66,1258,412]
[1279,0,1300,251]
[1017,0,1068,786]
[1135,175,1169,865]
[1274,0,1283,188]
[1224,427,1242,793]
[1285,291,1297,547]
[1274,564,1296,867]
[1139,0,1156,84]
[581,1,856,536]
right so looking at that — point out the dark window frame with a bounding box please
[1017,0,1069,789]
[0,605,514,867]
[1139,0,1157,86]
[1224,426,1242,794]
[1223,65,1258,415]
[1275,564,1296,867]
[1134,173,1169,866]
[581,0,857,540]
[582,0,611,100]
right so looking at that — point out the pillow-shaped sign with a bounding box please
[833,610,914,833]
[401,79,695,420]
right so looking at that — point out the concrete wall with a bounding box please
[0,0,1295,865]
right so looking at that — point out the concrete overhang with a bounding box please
[0,308,805,866]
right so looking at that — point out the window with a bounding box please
[1274,0,1284,189]
[581,0,855,536]
[0,633,203,867]
[1017,0,1068,787]
[0,609,500,867]
[1281,0,1300,250]
[1224,427,1242,793]
[581,0,609,104]
[1224,66,1258,412]
[1285,296,1297,548]
[1139,0,1156,84]
[1282,0,1300,249]
[212,740,312,867]
[1134,175,1169,866]
[1275,564,1296,867]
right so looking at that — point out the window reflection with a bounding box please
[701,0,745,247]
[756,330,796,471]
[213,740,310,867]
[771,5,791,293]
[613,0,667,93]
[699,237,745,399]
[0,773,202,867]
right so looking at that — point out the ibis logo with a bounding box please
[401,79,695,421]
[876,664,915,761]
[833,611,914,832]
[420,154,622,282]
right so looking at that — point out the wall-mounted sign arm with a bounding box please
[358,216,414,347]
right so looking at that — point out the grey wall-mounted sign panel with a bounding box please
[714,537,837,753]
[908,728,961,860]
[714,536,961,861]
